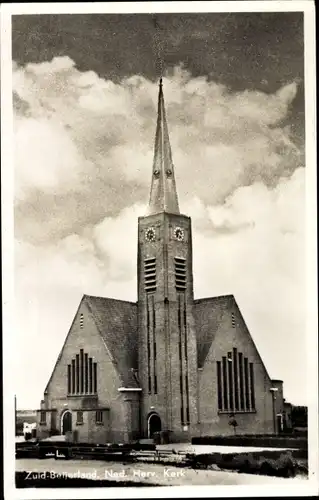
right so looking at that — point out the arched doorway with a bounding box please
[61,410,72,435]
[148,413,161,438]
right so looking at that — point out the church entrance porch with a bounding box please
[61,410,72,435]
[147,413,161,438]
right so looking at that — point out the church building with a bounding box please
[36,80,289,443]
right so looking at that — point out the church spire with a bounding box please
[148,79,180,215]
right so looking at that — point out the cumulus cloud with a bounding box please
[13,57,305,407]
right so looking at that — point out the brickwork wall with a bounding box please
[41,299,132,443]
[137,213,198,440]
[194,296,275,436]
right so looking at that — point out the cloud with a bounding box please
[13,57,302,243]
[13,57,305,407]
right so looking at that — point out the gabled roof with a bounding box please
[194,294,272,382]
[84,295,139,388]
[194,295,234,368]
[44,294,139,395]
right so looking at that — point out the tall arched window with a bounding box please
[217,349,255,412]
[67,350,97,395]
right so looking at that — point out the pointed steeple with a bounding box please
[148,79,180,215]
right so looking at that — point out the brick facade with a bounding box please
[38,214,286,443]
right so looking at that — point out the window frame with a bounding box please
[40,410,46,425]
[76,410,84,425]
[95,410,103,425]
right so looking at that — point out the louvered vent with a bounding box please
[144,257,156,293]
[175,257,186,291]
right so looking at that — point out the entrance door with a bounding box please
[148,413,161,438]
[61,411,72,435]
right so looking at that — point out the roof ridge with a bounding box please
[194,294,234,303]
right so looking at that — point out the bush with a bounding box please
[192,434,307,450]
[232,453,259,474]
[184,450,305,478]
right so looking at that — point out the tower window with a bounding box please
[144,257,156,293]
[174,257,186,291]
[80,313,84,329]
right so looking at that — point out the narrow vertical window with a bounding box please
[72,359,75,394]
[249,363,255,410]
[238,352,244,410]
[185,375,190,423]
[80,349,84,393]
[89,357,93,393]
[186,405,190,425]
[233,348,239,411]
[184,299,188,360]
[93,362,97,393]
[244,357,250,410]
[180,374,184,424]
[152,296,157,394]
[85,353,88,393]
[178,295,184,423]
[217,361,222,410]
[228,351,233,410]
[96,410,103,424]
[222,356,228,410]
[76,354,80,393]
[178,296,182,360]
[146,297,151,393]
[76,411,83,424]
[80,313,84,329]
[67,364,71,394]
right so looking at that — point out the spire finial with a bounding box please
[147,82,180,215]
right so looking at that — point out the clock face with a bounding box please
[174,227,185,242]
[145,227,156,242]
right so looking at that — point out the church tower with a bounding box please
[137,80,199,441]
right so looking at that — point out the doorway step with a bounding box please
[138,438,154,445]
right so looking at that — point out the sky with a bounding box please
[11,12,306,409]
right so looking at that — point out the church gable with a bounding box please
[44,297,124,400]
[195,295,275,434]
[44,295,139,401]
[194,294,271,381]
